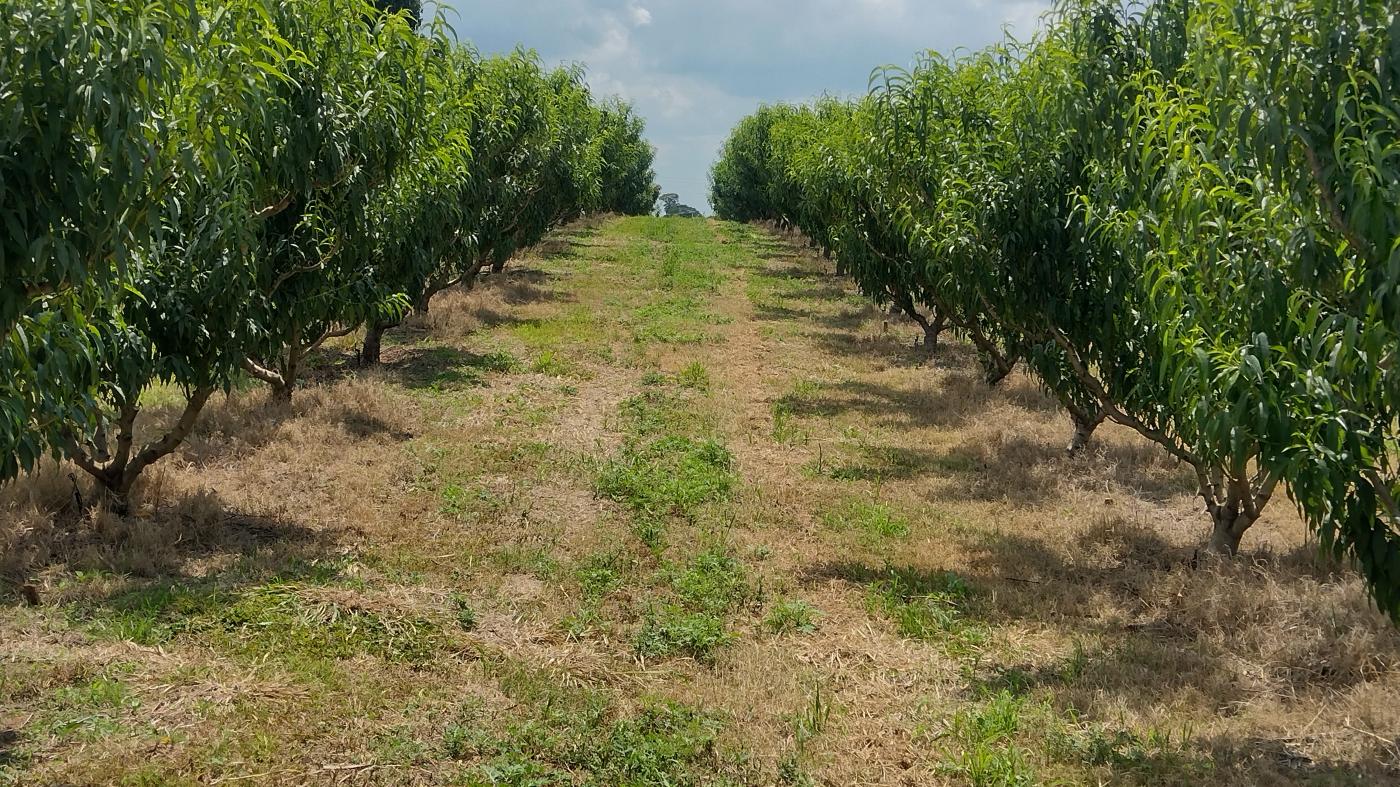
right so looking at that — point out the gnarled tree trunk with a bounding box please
[1065,403,1106,455]
[1208,507,1256,556]
[1197,463,1278,557]
[66,387,216,514]
[892,291,946,352]
[360,321,387,366]
[981,347,1019,387]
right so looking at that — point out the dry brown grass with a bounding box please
[1,217,1397,785]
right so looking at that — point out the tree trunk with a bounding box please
[490,259,506,274]
[360,321,385,366]
[273,364,298,400]
[69,387,215,514]
[1065,405,1105,455]
[1207,508,1254,556]
[890,291,944,353]
[415,288,432,314]
[242,355,295,403]
[982,349,1019,387]
[462,260,488,291]
[920,312,947,352]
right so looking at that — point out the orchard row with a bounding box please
[1,0,658,503]
[711,0,1400,617]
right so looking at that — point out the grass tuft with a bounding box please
[765,598,820,635]
[821,498,911,541]
[867,567,985,655]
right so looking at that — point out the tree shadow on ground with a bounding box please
[465,306,532,330]
[759,261,832,281]
[914,433,1070,506]
[906,427,1192,508]
[809,445,952,483]
[780,375,999,431]
[751,302,814,323]
[806,513,1399,723]
[808,328,939,368]
[476,268,574,307]
[2,484,341,603]
[1202,735,1400,785]
[806,304,879,332]
[379,345,516,391]
[177,383,413,471]
[783,367,1194,504]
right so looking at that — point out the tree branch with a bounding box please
[1302,142,1374,260]
[242,357,286,388]
[124,387,215,482]
[269,241,341,294]
[1045,325,1201,469]
[253,193,293,220]
[302,321,362,356]
[62,434,110,483]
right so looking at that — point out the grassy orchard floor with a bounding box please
[2,216,1399,785]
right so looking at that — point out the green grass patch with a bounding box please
[444,655,744,783]
[930,691,1211,785]
[630,297,728,345]
[512,307,606,352]
[43,674,141,742]
[942,692,1037,787]
[439,483,504,521]
[530,350,586,378]
[764,598,820,635]
[618,386,707,436]
[491,543,561,580]
[634,605,733,662]
[821,499,912,541]
[866,567,985,656]
[665,548,751,613]
[633,548,754,662]
[450,593,478,631]
[595,436,734,549]
[676,361,711,391]
[395,346,521,393]
[575,550,631,599]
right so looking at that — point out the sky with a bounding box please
[449,1,1051,214]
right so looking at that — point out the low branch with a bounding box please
[302,321,362,356]
[62,434,109,482]
[125,387,215,482]
[242,357,286,388]
[1248,467,1281,519]
[1045,325,1201,470]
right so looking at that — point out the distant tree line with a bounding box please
[660,193,704,218]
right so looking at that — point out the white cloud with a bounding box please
[457,0,1053,212]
